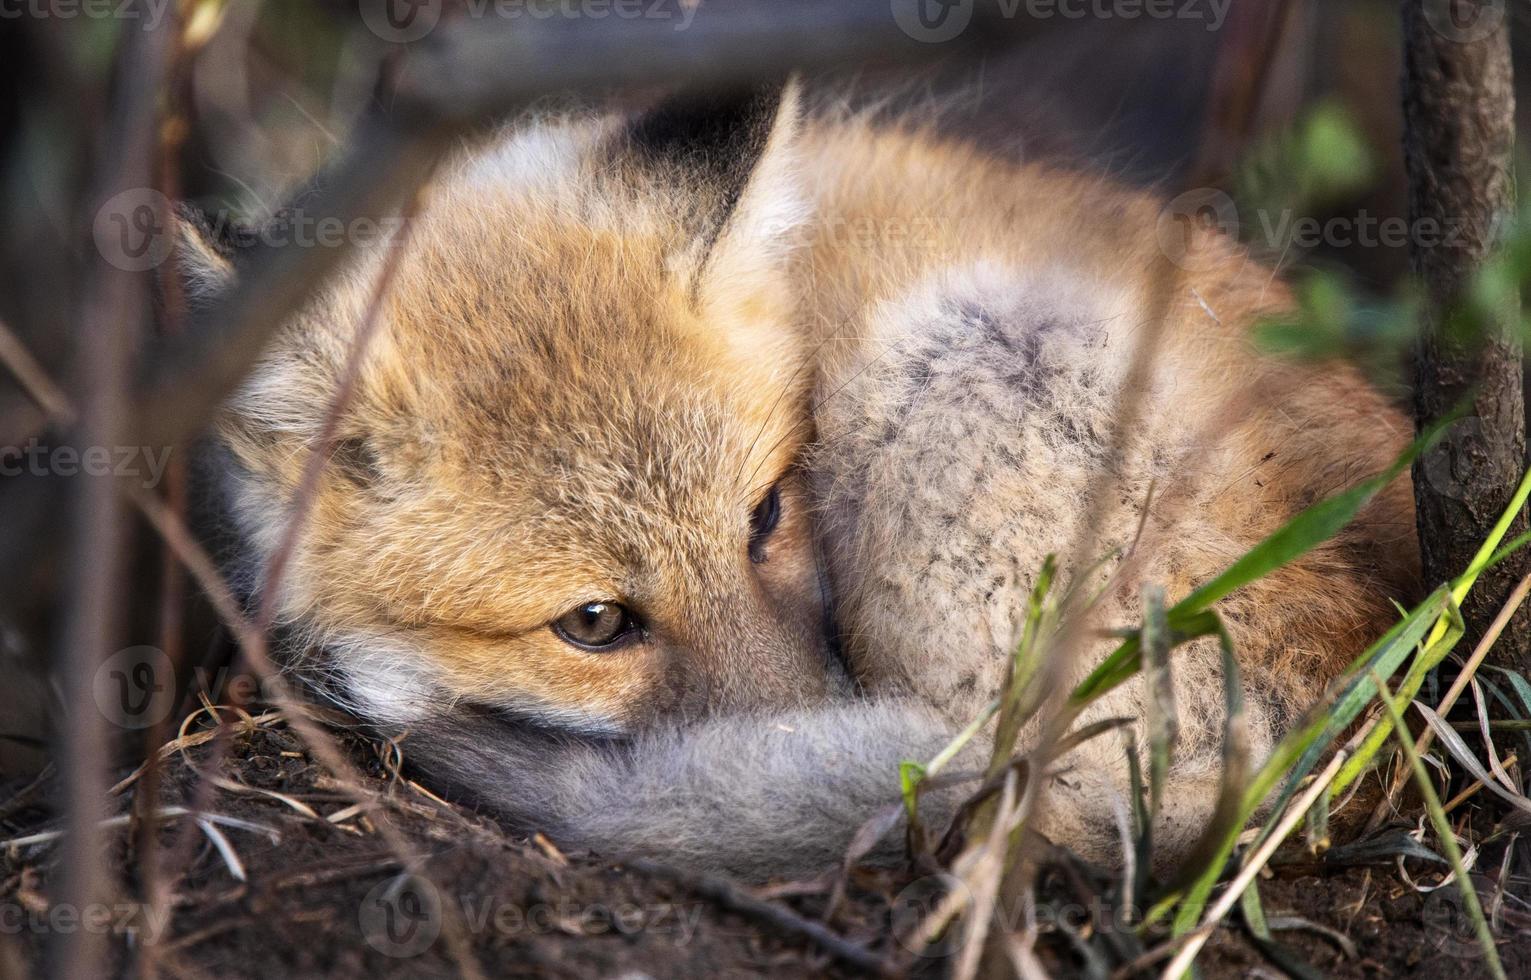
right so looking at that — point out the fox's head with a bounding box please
[185,84,843,733]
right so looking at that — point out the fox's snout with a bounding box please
[663,565,842,715]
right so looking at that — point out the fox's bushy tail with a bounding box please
[407,700,970,880]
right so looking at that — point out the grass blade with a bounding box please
[1413,702,1531,816]
[1372,672,1507,980]
[987,556,1058,784]
[1072,415,1451,708]
[1157,587,1450,929]
[1160,750,1350,979]
[1164,621,1249,896]
[1429,463,1531,647]
[1305,781,1330,855]
[1140,584,1176,823]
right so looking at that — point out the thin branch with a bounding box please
[626,857,895,976]
[137,180,489,980]
[395,0,1031,125]
[0,315,73,425]
[134,483,488,980]
[52,18,172,980]
[133,114,441,449]
[7,187,488,980]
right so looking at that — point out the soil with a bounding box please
[2,720,1528,978]
[1199,862,1531,979]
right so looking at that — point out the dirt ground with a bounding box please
[2,720,1528,978]
[1199,866,1531,979]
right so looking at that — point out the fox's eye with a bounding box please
[749,485,783,563]
[552,602,640,651]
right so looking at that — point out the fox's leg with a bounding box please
[809,262,1415,863]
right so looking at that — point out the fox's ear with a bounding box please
[622,80,798,230]
[616,80,805,323]
[170,204,237,302]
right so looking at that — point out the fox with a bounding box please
[179,81,1419,881]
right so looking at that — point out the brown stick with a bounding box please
[132,482,489,980]
[395,0,1029,126]
[1403,0,1528,668]
[1187,0,1300,189]
[0,316,72,425]
[626,857,895,976]
[51,18,172,980]
[138,15,194,978]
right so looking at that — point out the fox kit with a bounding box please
[185,84,1418,879]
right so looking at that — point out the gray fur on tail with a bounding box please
[405,700,969,880]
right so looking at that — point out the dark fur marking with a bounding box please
[331,436,383,488]
[623,82,786,276]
